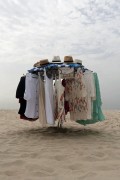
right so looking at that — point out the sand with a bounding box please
[0,110,120,180]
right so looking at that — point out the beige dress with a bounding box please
[38,73,47,127]
[54,72,65,125]
[65,68,88,121]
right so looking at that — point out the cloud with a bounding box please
[0,0,120,63]
[0,0,120,109]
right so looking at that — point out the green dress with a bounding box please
[76,72,105,125]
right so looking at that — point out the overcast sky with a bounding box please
[0,0,120,110]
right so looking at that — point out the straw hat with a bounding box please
[33,59,49,67]
[64,56,73,63]
[74,59,82,64]
[39,59,49,65]
[33,61,41,67]
[52,56,61,63]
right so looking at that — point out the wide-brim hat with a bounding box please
[39,59,49,66]
[33,61,40,67]
[74,59,82,64]
[33,59,49,67]
[52,56,62,63]
[64,56,73,63]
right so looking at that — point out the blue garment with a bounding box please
[28,63,83,72]
[76,72,105,125]
[28,67,40,73]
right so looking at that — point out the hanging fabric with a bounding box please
[83,70,96,120]
[54,70,65,126]
[38,72,47,127]
[44,69,55,125]
[76,72,105,125]
[24,73,39,119]
[65,68,88,121]
[16,75,26,118]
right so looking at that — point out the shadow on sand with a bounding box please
[6,126,103,139]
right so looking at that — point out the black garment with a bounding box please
[62,79,69,115]
[16,76,26,99]
[16,76,26,115]
[18,98,26,115]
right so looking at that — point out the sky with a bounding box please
[0,0,120,110]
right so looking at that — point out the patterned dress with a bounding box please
[65,68,88,121]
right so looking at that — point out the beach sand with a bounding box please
[0,110,120,180]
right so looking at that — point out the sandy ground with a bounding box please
[0,110,120,180]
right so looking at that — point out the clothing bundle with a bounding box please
[16,56,105,126]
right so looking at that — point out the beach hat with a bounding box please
[33,59,49,67]
[74,59,82,64]
[33,61,41,67]
[52,56,61,63]
[39,59,49,66]
[64,56,73,63]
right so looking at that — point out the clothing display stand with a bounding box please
[16,56,105,127]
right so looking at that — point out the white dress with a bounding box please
[24,73,39,119]
[83,70,96,119]
[44,70,54,125]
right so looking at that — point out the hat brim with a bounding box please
[52,61,63,64]
[40,62,50,66]
[64,61,74,63]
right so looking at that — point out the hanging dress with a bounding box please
[38,73,47,127]
[54,71,65,125]
[76,72,105,125]
[65,68,88,121]
[83,70,96,119]
[24,73,39,119]
[44,70,54,125]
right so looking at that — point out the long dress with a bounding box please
[24,73,39,119]
[38,73,47,127]
[76,72,105,125]
[65,68,88,121]
[44,70,54,125]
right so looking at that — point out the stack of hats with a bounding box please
[33,56,83,67]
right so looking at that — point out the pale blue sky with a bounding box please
[0,0,120,109]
